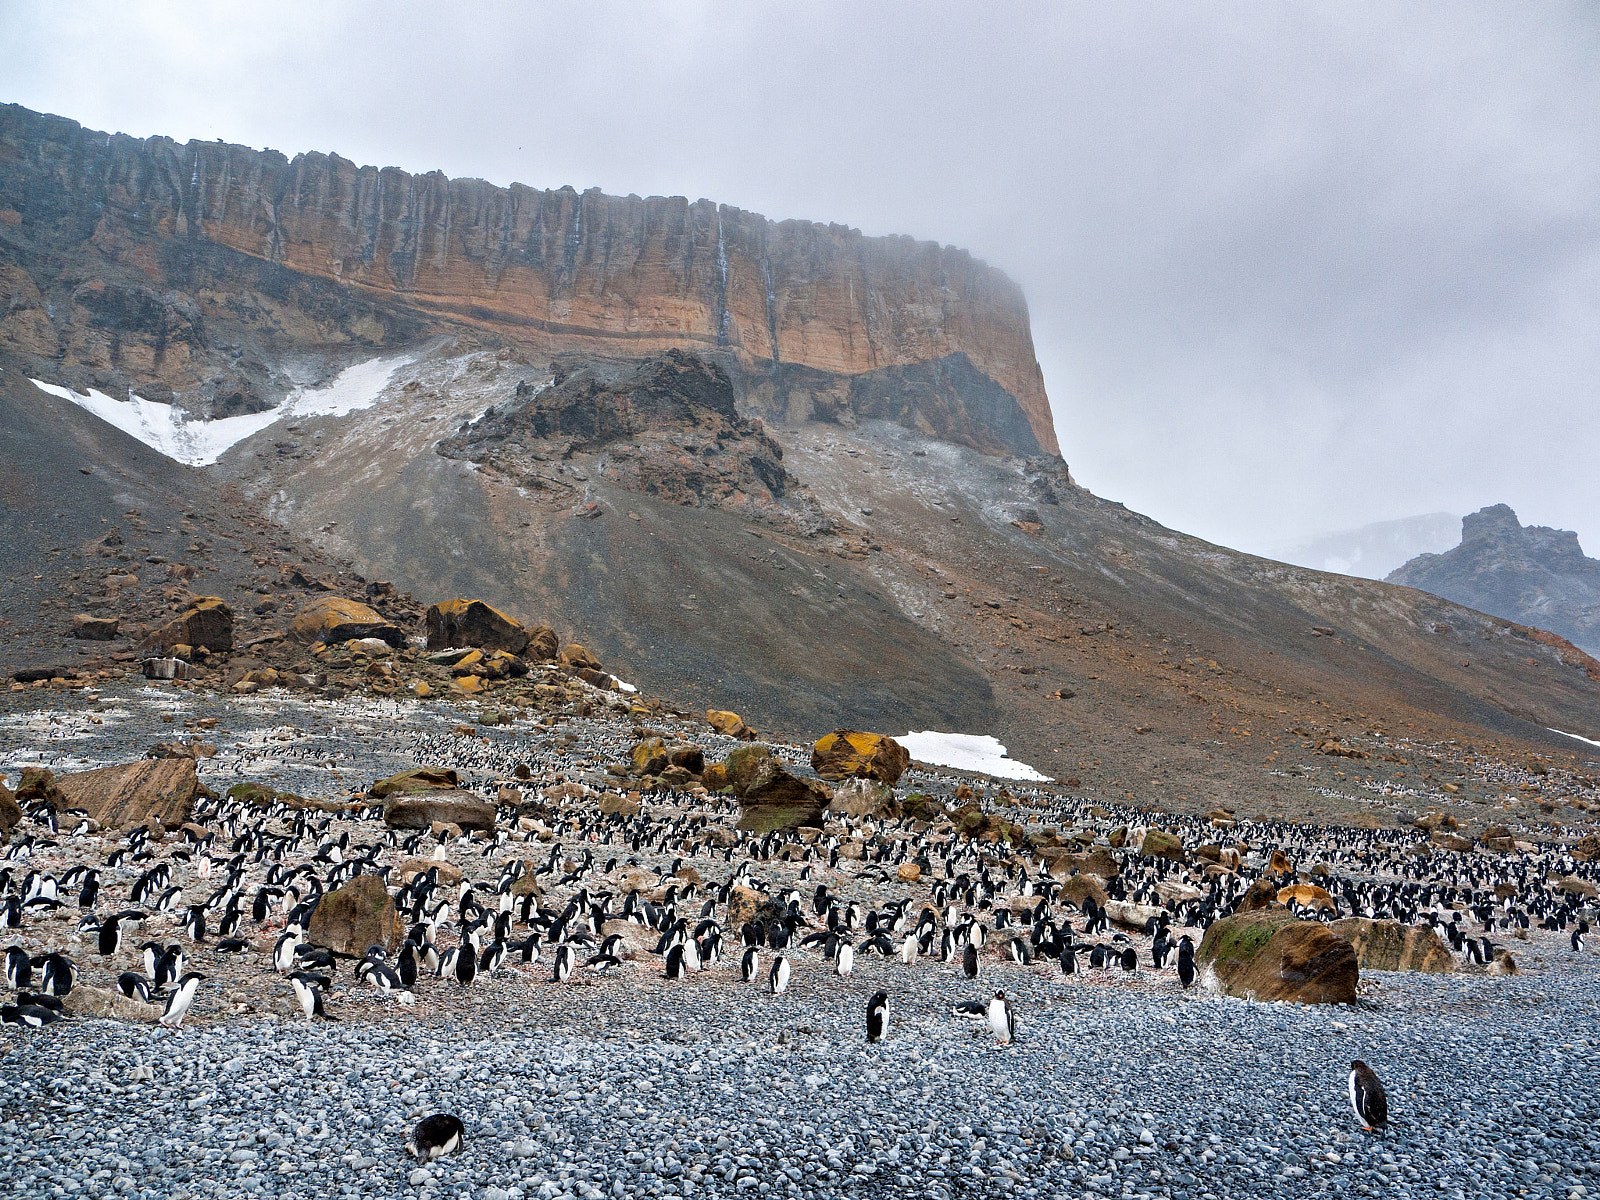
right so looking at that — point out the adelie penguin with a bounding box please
[1349,1060,1389,1132]
[866,990,888,1044]
[769,954,790,995]
[159,972,205,1030]
[289,972,335,1022]
[740,946,761,983]
[986,991,1015,1046]
[962,942,979,980]
[412,1113,465,1160]
[1176,936,1196,989]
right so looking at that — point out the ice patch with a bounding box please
[1549,727,1600,750]
[31,352,413,467]
[898,731,1052,782]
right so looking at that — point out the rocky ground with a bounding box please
[2,673,1599,1200]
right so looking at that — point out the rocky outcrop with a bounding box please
[1328,918,1454,973]
[722,746,829,833]
[308,874,403,957]
[826,777,899,819]
[0,102,1057,457]
[425,599,532,654]
[52,757,201,830]
[810,730,911,785]
[1198,909,1359,1004]
[1389,505,1600,657]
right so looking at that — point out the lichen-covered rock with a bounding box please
[308,874,402,957]
[425,599,530,654]
[290,595,404,647]
[630,739,668,776]
[1328,918,1454,973]
[370,768,460,797]
[52,757,200,830]
[706,710,757,740]
[810,730,911,785]
[140,597,233,653]
[1198,910,1358,1004]
[736,761,830,833]
[1139,828,1183,860]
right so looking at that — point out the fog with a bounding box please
[3,1,1596,559]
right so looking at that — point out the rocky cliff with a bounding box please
[0,102,1055,456]
[1388,504,1600,655]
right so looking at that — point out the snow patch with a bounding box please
[1549,727,1600,750]
[31,352,413,467]
[898,731,1052,782]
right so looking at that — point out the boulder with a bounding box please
[1234,878,1282,913]
[1197,910,1358,1004]
[1488,948,1519,976]
[141,597,233,653]
[630,739,669,776]
[897,862,922,883]
[52,757,201,830]
[1555,876,1598,900]
[71,613,119,640]
[723,745,775,795]
[1139,828,1184,860]
[0,781,20,834]
[425,599,531,654]
[383,791,496,832]
[1269,850,1295,875]
[1106,900,1165,931]
[1431,831,1475,853]
[599,793,641,817]
[64,984,162,1023]
[706,710,757,740]
[370,768,460,797]
[1041,845,1120,882]
[307,874,403,957]
[827,777,900,820]
[395,858,464,886]
[560,644,602,671]
[667,745,705,775]
[290,595,404,647]
[1570,835,1600,862]
[737,761,830,833]
[810,730,912,785]
[1057,872,1109,911]
[1328,918,1455,973]
[1276,884,1336,911]
[726,886,786,929]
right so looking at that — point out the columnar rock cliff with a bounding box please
[0,103,1056,456]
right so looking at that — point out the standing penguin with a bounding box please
[412,1113,466,1160]
[986,991,1015,1046]
[1572,921,1588,953]
[739,946,761,983]
[769,954,790,995]
[1059,941,1077,976]
[962,942,979,980]
[1349,1060,1389,1132]
[288,972,333,1022]
[159,972,205,1030]
[836,941,854,977]
[1176,936,1196,989]
[866,990,888,1043]
[553,943,574,983]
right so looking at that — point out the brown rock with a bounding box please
[1328,918,1455,973]
[1487,948,1519,976]
[425,598,531,654]
[1555,875,1598,899]
[1106,900,1166,930]
[630,739,669,776]
[71,613,119,640]
[1269,849,1295,875]
[396,858,464,886]
[726,885,785,929]
[52,757,200,830]
[1570,834,1600,862]
[1234,878,1282,913]
[307,874,403,957]
[736,760,830,833]
[1057,872,1109,910]
[560,644,602,671]
[1198,910,1359,1004]
[827,777,900,819]
[140,597,233,653]
[706,709,757,740]
[64,984,162,1023]
[1139,828,1183,860]
[1276,883,1336,911]
[524,625,560,661]
[1041,845,1120,882]
[810,730,912,785]
[382,791,496,832]
[599,793,641,817]
[897,862,922,883]
[290,595,404,647]
[0,781,20,833]
[370,768,460,797]
[1431,831,1475,852]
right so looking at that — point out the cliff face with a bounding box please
[0,103,1056,456]
[1388,504,1600,655]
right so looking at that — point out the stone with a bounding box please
[1041,845,1120,882]
[1487,948,1519,975]
[1328,918,1455,973]
[71,613,119,640]
[560,644,602,670]
[1139,828,1184,860]
[140,597,234,653]
[1269,849,1295,875]
[706,709,757,740]
[726,886,785,929]
[630,739,669,776]
[52,756,201,830]
[141,657,194,680]
[1431,831,1474,852]
[307,874,403,957]
[736,761,830,833]
[0,781,21,833]
[897,862,922,883]
[723,744,774,795]
[1056,871,1109,911]
[290,595,404,647]
[1554,875,1598,899]
[63,984,161,1023]
[346,637,394,657]
[1235,878,1282,913]
[424,599,533,654]
[1570,834,1600,862]
[827,777,900,819]
[370,768,460,797]
[395,858,464,886]
[1197,910,1359,1004]
[810,730,911,785]
[599,793,641,817]
[383,791,496,832]
[1276,883,1336,911]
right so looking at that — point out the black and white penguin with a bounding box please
[986,991,1015,1046]
[866,990,888,1043]
[181,905,206,944]
[769,954,790,995]
[98,912,133,957]
[664,944,688,979]
[397,942,419,988]
[0,1003,59,1028]
[1572,922,1588,953]
[900,932,917,965]
[159,972,205,1029]
[836,941,854,977]
[215,939,249,955]
[962,942,979,980]
[154,945,184,991]
[1349,1060,1389,1132]
[117,971,153,1001]
[289,972,334,1022]
[39,953,74,997]
[1059,941,1077,976]
[737,945,759,982]
[952,1000,988,1019]
[1176,936,1196,989]
[1119,947,1138,973]
[412,1113,465,1160]
[553,943,574,983]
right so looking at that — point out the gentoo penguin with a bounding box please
[866,990,888,1043]
[962,943,979,980]
[836,941,854,977]
[986,991,1015,1046]
[1176,936,1196,989]
[1349,1060,1389,1132]
[769,954,790,995]
[740,946,761,983]
[412,1113,465,1160]
[159,972,205,1029]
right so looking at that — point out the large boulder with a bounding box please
[726,886,786,929]
[1106,900,1166,931]
[0,780,20,834]
[1139,828,1184,860]
[1057,871,1109,910]
[64,985,162,1023]
[1041,845,1120,882]
[630,739,669,777]
[1197,910,1359,1004]
[382,791,496,832]
[140,597,233,654]
[71,613,119,640]
[370,768,460,797]
[706,710,757,740]
[308,874,403,957]
[736,760,830,834]
[1328,918,1455,973]
[1570,834,1600,862]
[290,596,404,647]
[827,777,900,820]
[425,599,531,654]
[52,757,201,830]
[1277,883,1337,912]
[810,730,911,785]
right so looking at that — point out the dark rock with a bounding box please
[1197,910,1359,1004]
[140,597,233,653]
[382,791,496,832]
[52,757,201,830]
[736,759,830,833]
[70,613,119,640]
[827,777,899,819]
[307,874,403,957]
[1139,828,1184,860]
[369,768,460,797]
[0,780,20,834]
[425,599,531,654]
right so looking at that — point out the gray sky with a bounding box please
[4,1,1597,558]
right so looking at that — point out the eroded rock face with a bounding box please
[52,757,201,830]
[308,874,403,957]
[810,730,911,785]
[1328,918,1455,973]
[1197,910,1359,1004]
[425,599,530,654]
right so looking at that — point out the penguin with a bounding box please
[1007,938,1032,966]
[397,942,419,988]
[740,946,761,983]
[769,954,790,995]
[215,939,249,955]
[664,944,688,979]
[553,943,574,983]
[1572,922,1588,953]
[951,1000,988,1019]
[288,972,334,1022]
[1059,941,1077,976]
[154,945,184,991]
[39,953,74,997]
[453,942,478,987]
[117,972,153,1002]
[1176,935,1196,989]
[98,912,133,957]
[866,990,888,1043]
[836,941,854,977]
[900,932,917,965]
[962,942,979,980]
[412,1113,465,1160]
[1119,947,1138,973]
[0,1003,59,1028]
[159,972,205,1030]
[273,932,301,973]
[986,990,1015,1046]
[1349,1060,1389,1132]
[181,905,206,944]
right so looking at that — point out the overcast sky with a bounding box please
[4,1,1597,559]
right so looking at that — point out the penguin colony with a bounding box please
[1,688,1597,1155]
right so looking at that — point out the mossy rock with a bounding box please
[1197,908,1295,968]
[227,782,278,807]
